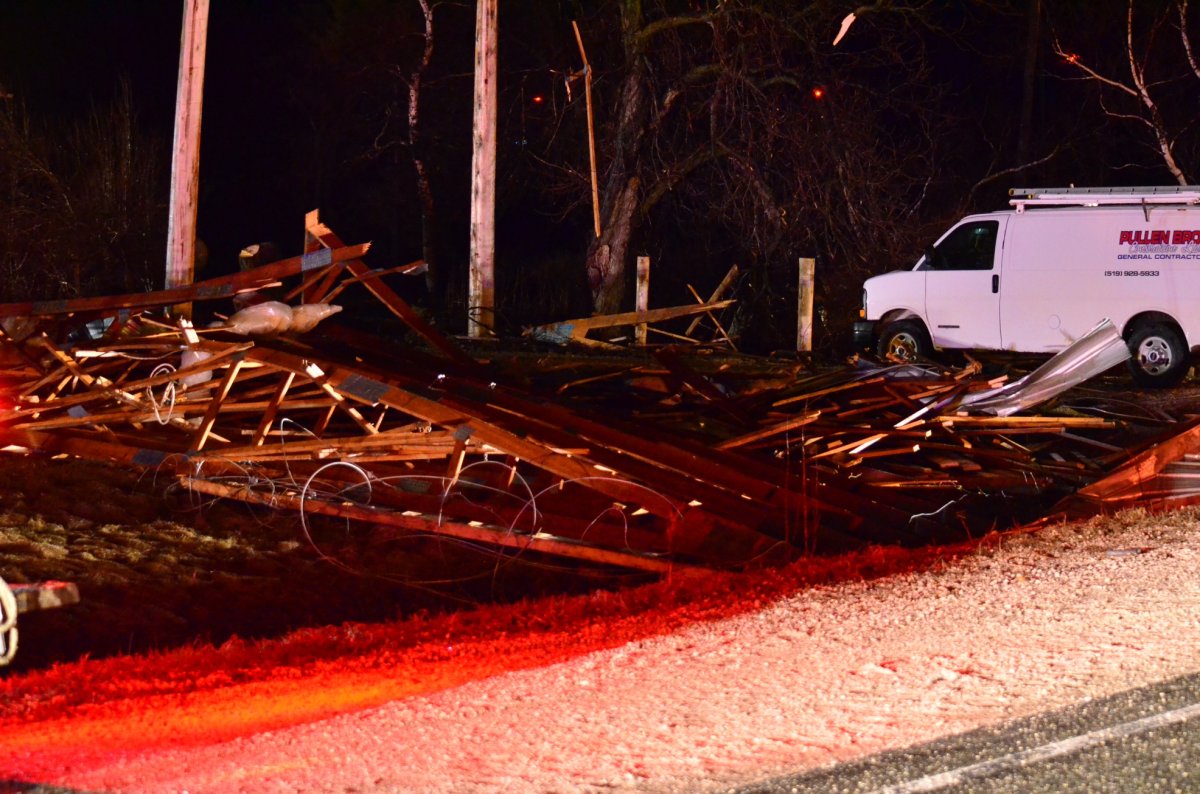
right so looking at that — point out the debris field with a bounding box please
[1,213,1199,581]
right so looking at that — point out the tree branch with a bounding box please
[631,13,714,56]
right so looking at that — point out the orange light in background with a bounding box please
[811,86,826,100]
[531,94,545,104]
[1063,53,1080,64]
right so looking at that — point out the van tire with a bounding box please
[877,320,932,362]
[1126,323,1189,388]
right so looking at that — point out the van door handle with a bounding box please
[992,274,999,293]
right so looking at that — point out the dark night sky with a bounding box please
[0,1,1188,340]
[0,1,436,279]
[0,3,181,121]
[0,2,1142,227]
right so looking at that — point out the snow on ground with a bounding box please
[4,505,1198,792]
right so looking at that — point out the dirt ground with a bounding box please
[0,452,625,674]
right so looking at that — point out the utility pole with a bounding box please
[165,0,210,318]
[468,0,498,337]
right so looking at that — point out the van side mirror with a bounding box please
[924,246,938,270]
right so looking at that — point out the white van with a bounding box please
[853,186,1200,387]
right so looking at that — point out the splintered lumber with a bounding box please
[714,411,822,450]
[1,215,1195,577]
[9,580,81,614]
[181,476,691,575]
[0,243,370,321]
[529,300,737,346]
[303,210,474,367]
[685,263,740,342]
[244,345,755,530]
[653,347,751,423]
[1067,417,1200,506]
[308,339,895,538]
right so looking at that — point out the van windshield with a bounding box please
[922,220,999,271]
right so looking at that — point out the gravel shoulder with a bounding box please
[3,491,1198,792]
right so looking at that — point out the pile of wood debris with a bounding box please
[1,214,1198,576]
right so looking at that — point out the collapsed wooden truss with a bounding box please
[1,214,1198,577]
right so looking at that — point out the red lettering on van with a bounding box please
[1121,230,1172,245]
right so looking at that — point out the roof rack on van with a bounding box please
[1009,186,1200,213]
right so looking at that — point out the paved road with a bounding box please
[742,673,1200,793]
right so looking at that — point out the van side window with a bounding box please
[925,221,999,271]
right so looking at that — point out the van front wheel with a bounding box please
[1127,323,1189,388]
[877,320,932,362]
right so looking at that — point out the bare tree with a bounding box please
[1054,0,1198,184]
[286,0,460,316]
[0,79,165,302]
[406,0,440,299]
[535,1,956,344]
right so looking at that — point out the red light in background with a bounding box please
[531,94,545,104]
[811,86,826,100]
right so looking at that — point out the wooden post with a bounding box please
[796,257,816,352]
[165,0,210,319]
[572,21,601,238]
[635,255,650,345]
[468,0,498,338]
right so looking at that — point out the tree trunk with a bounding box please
[409,0,440,301]
[584,10,648,316]
[587,176,639,315]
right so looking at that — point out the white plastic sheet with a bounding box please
[223,302,342,336]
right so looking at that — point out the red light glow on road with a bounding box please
[0,543,952,790]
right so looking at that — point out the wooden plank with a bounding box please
[203,427,464,462]
[444,425,471,486]
[282,261,346,304]
[304,213,475,366]
[635,255,650,345]
[313,404,337,436]
[252,371,295,446]
[773,375,886,408]
[192,359,245,451]
[0,244,368,320]
[10,580,81,614]
[319,262,426,304]
[302,361,379,436]
[181,475,693,575]
[713,411,822,450]
[653,347,751,424]
[531,300,738,341]
[243,345,698,523]
[683,283,737,348]
[1074,417,1200,503]
[645,326,701,345]
[685,263,739,336]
